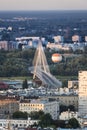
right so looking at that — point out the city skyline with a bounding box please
[0,0,87,11]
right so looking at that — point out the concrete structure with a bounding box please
[16,36,40,41]
[53,35,63,43]
[68,80,78,89]
[59,95,78,110]
[31,41,62,88]
[79,71,87,116]
[54,95,78,110]
[59,111,78,120]
[0,98,19,116]
[72,35,81,42]
[85,36,87,42]
[59,88,69,95]
[0,41,9,50]
[0,118,38,129]
[0,41,16,51]
[19,99,59,120]
[47,42,70,51]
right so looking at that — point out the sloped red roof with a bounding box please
[0,82,8,89]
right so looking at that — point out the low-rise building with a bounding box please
[53,35,64,43]
[72,35,81,42]
[46,42,70,51]
[19,99,59,120]
[0,118,38,129]
[58,95,78,110]
[68,80,78,89]
[0,41,9,50]
[46,95,78,111]
[0,98,19,116]
[59,111,78,120]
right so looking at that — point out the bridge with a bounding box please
[30,40,62,88]
[30,67,62,88]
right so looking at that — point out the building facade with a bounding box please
[68,80,78,89]
[19,99,59,120]
[0,41,9,50]
[0,118,38,129]
[79,71,87,116]
[0,99,19,117]
[47,95,78,111]
[72,35,81,42]
[59,111,78,120]
[53,36,64,43]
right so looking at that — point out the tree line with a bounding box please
[0,49,87,77]
[12,110,80,129]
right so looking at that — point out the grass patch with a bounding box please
[0,76,33,81]
[56,75,78,81]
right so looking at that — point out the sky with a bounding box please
[0,0,87,11]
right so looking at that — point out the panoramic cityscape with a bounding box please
[0,0,87,130]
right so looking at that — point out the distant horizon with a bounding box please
[0,10,87,12]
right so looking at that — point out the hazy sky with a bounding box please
[0,0,87,11]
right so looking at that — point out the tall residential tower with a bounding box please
[79,71,87,116]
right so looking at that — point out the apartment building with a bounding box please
[0,98,19,116]
[0,118,38,129]
[0,41,9,50]
[46,95,78,111]
[79,71,87,116]
[19,99,59,120]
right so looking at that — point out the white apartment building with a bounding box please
[59,111,78,120]
[46,42,70,51]
[85,36,87,42]
[79,71,87,116]
[0,118,38,129]
[53,36,63,43]
[19,99,59,120]
[68,80,78,89]
[16,36,40,41]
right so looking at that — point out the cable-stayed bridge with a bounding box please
[30,41,62,88]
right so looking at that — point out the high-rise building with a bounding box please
[79,71,87,116]
[72,35,81,42]
[85,36,87,42]
[53,35,64,43]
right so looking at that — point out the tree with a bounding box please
[68,118,80,128]
[29,110,44,120]
[60,105,68,113]
[53,120,65,128]
[12,111,28,119]
[62,80,68,88]
[68,105,75,111]
[84,46,87,54]
[22,79,28,89]
[39,113,53,127]
[1,33,10,41]
[29,111,53,127]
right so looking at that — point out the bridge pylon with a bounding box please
[33,40,50,80]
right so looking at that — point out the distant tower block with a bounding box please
[28,40,33,47]
[33,40,50,79]
[72,35,80,42]
[79,71,87,116]
[53,36,63,43]
[85,36,87,42]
